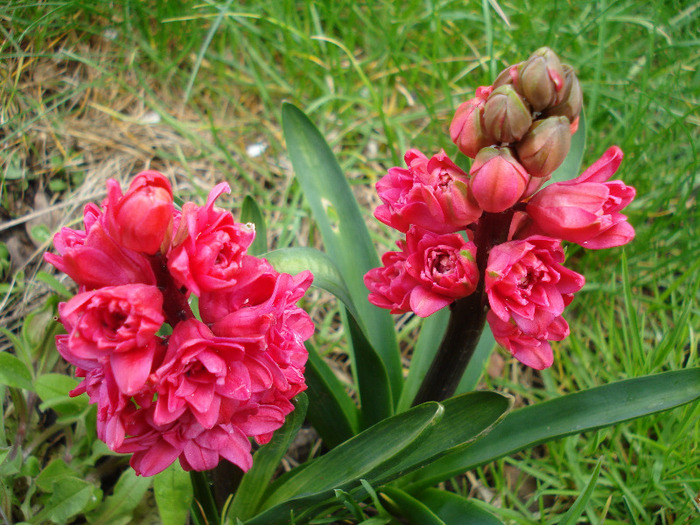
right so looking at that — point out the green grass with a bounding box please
[1,0,698,523]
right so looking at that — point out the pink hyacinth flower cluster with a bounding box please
[45,171,313,476]
[365,48,636,370]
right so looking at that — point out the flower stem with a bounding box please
[149,254,194,327]
[412,210,514,405]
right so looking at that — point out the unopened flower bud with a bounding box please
[450,86,494,158]
[520,47,565,112]
[493,63,522,92]
[469,146,530,212]
[483,85,533,144]
[544,64,582,122]
[516,116,571,178]
[106,170,174,254]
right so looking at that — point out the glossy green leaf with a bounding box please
[559,457,602,525]
[397,309,450,412]
[0,351,33,391]
[406,368,700,491]
[417,489,504,525]
[305,343,359,448]
[241,195,268,256]
[379,486,445,525]
[282,102,401,400]
[154,462,193,525]
[345,311,393,428]
[264,247,359,320]
[248,402,444,524]
[229,394,308,521]
[372,391,510,486]
[547,111,587,185]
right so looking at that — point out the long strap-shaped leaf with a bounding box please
[304,342,359,448]
[416,488,505,525]
[246,402,444,524]
[403,368,700,491]
[282,103,402,403]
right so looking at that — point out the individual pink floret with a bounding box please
[168,182,256,296]
[45,205,156,290]
[364,247,420,315]
[404,227,479,317]
[374,149,482,234]
[526,146,636,249]
[485,236,584,369]
[104,171,174,255]
[57,284,164,395]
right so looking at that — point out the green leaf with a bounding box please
[241,195,268,256]
[397,309,450,412]
[249,402,444,524]
[379,486,445,525]
[373,391,510,486]
[304,343,359,448]
[558,457,603,525]
[35,373,88,415]
[35,271,72,299]
[547,111,587,185]
[264,247,359,320]
[345,311,393,428]
[229,394,308,521]
[417,489,504,525]
[405,368,700,491]
[86,468,151,525]
[35,459,78,492]
[0,351,33,391]
[31,477,100,525]
[282,102,401,400]
[154,462,193,525]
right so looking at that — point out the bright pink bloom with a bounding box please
[117,411,254,476]
[58,284,164,394]
[152,319,287,430]
[45,204,156,290]
[485,236,584,368]
[469,146,530,213]
[168,183,256,295]
[374,149,482,234]
[487,310,569,370]
[404,227,479,317]
[207,264,314,398]
[526,146,636,249]
[450,86,494,159]
[104,171,174,254]
[364,248,419,314]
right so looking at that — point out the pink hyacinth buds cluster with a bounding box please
[365,48,636,370]
[451,47,582,211]
[45,171,313,476]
